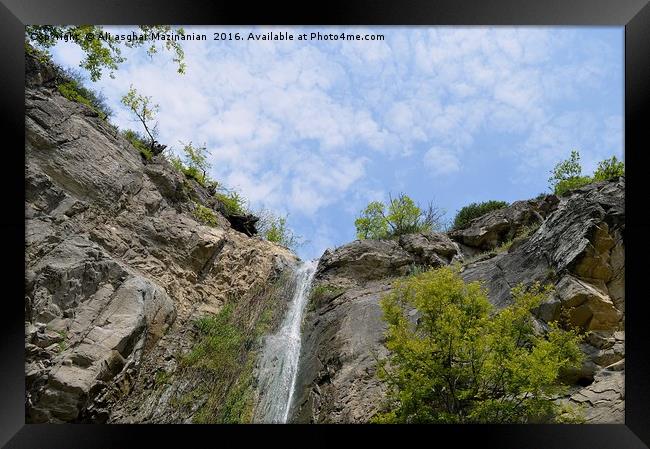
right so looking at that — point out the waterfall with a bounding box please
[254,259,318,423]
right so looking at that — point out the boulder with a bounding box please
[398,232,462,266]
[450,196,557,251]
[554,275,621,331]
[316,239,413,286]
[569,361,624,423]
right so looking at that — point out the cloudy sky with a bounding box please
[49,26,624,260]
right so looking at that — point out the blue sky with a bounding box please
[49,26,624,260]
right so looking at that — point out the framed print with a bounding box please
[1,0,649,447]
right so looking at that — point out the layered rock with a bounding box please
[450,195,559,252]
[292,180,624,423]
[25,53,298,423]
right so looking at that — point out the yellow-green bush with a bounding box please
[193,203,218,226]
[55,69,112,120]
[122,129,153,161]
[373,266,584,424]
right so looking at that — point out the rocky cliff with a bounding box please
[24,53,299,423]
[25,52,625,425]
[291,180,624,423]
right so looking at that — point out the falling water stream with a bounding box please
[254,259,318,423]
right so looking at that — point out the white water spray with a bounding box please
[254,259,318,423]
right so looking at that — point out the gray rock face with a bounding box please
[316,239,412,287]
[398,232,462,267]
[450,195,559,251]
[290,282,391,423]
[292,179,624,423]
[25,53,298,423]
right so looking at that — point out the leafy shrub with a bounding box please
[181,304,253,423]
[215,190,247,215]
[452,200,508,230]
[56,70,112,120]
[154,370,172,385]
[549,151,625,196]
[193,202,218,226]
[593,155,624,181]
[553,176,593,196]
[373,266,584,424]
[178,276,287,423]
[548,150,593,196]
[25,41,51,64]
[355,201,389,239]
[166,142,213,187]
[168,155,185,173]
[179,141,211,186]
[355,193,445,240]
[256,209,304,250]
[122,129,153,160]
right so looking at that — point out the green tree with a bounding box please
[25,25,186,81]
[593,155,624,181]
[354,193,445,240]
[452,200,508,230]
[355,201,389,239]
[548,150,592,196]
[373,266,583,424]
[121,86,160,151]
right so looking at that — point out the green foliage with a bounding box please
[406,263,428,277]
[553,176,593,196]
[167,142,213,187]
[549,151,625,195]
[548,150,591,195]
[169,154,185,173]
[26,25,186,81]
[168,142,250,219]
[309,284,345,311]
[215,190,247,215]
[181,304,256,423]
[355,201,390,239]
[56,70,112,120]
[373,266,583,424]
[183,305,243,372]
[193,202,218,226]
[121,86,159,150]
[593,155,624,182]
[178,141,211,186]
[550,150,582,183]
[494,222,542,255]
[154,370,172,385]
[257,209,304,250]
[122,129,153,160]
[452,200,508,230]
[54,329,69,352]
[25,41,51,64]
[355,193,445,240]
[178,277,286,423]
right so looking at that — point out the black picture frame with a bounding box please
[1,1,649,447]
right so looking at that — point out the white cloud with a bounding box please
[424,146,461,176]
[46,26,622,257]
